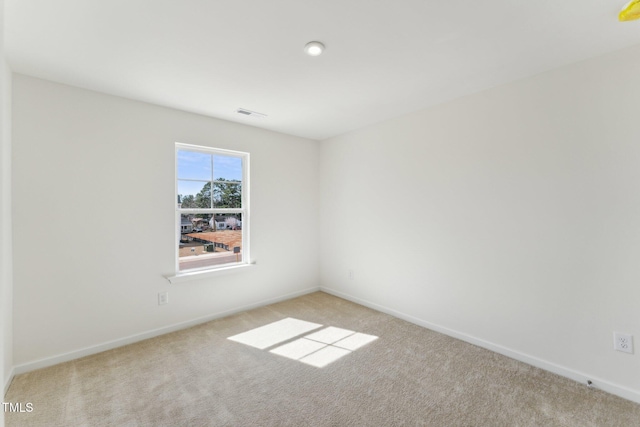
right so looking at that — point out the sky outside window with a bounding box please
[213,155,242,181]
[178,150,242,181]
[177,150,212,180]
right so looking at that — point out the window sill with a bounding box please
[164,261,256,284]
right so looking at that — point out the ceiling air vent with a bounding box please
[236,108,267,119]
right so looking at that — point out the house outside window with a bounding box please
[175,143,249,272]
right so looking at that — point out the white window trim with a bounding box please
[165,261,257,284]
[167,142,250,282]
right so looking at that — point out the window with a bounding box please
[175,143,249,273]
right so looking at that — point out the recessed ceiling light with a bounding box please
[304,41,325,56]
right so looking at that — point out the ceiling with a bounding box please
[5,0,640,141]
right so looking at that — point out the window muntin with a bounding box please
[176,143,248,273]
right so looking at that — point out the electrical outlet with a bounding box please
[613,332,633,354]
[158,292,169,306]
[348,270,354,280]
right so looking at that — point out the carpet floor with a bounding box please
[5,291,640,426]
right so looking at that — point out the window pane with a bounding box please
[178,213,243,271]
[213,181,242,208]
[177,150,212,180]
[178,180,212,209]
[213,155,242,181]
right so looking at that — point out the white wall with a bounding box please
[12,75,319,368]
[1,0,14,412]
[320,43,640,402]
[1,59,10,395]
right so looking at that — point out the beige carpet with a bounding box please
[5,291,640,426]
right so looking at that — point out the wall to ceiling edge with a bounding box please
[10,74,320,372]
[319,43,640,402]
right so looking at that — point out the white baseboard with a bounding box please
[12,286,320,377]
[320,286,640,405]
[4,367,15,396]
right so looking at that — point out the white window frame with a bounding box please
[172,142,250,279]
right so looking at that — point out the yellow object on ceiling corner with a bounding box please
[619,0,640,21]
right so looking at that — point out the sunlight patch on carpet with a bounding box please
[304,326,354,344]
[270,338,326,360]
[333,332,378,351]
[298,345,351,368]
[227,318,322,349]
[228,318,378,368]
